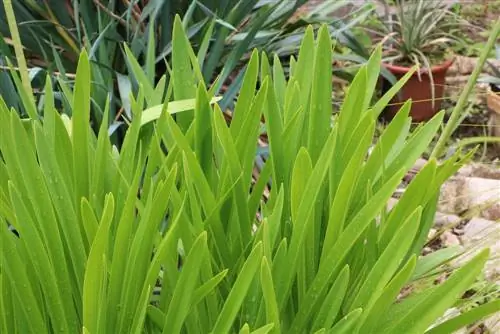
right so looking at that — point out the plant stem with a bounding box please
[430,18,500,159]
[3,0,37,119]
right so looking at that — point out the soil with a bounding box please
[441,98,500,162]
[450,0,500,57]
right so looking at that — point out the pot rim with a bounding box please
[383,57,455,74]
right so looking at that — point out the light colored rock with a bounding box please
[440,231,461,247]
[428,228,437,240]
[459,218,500,281]
[412,158,428,172]
[438,176,500,220]
[429,308,466,334]
[387,197,399,211]
[457,163,500,180]
[434,212,462,229]
[404,159,429,183]
[482,205,500,221]
[485,311,500,333]
[447,56,500,76]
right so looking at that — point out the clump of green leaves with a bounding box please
[1,17,499,334]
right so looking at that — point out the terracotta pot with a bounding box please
[382,58,454,122]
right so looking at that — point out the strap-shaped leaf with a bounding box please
[260,257,281,334]
[426,299,500,334]
[83,194,114,333]
[211,243,263,333]
[311,266,350,332]
[140,97,222,126]
[72,50,91,213]
[307,25,332,163]
[358,256,417,333]
[162,232,209,334]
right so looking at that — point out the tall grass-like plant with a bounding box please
[1,17,499,333]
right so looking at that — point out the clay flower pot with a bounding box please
[382,58,454,122]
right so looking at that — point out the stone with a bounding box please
[434,212,462,229]
[428,228,437,240]
[457,163,500,180]
[447,56,500,76]
[440,231,461,247]
[484,312,500,333]
[428,308,466,334]
[459,217,500,281]
[412,158,428,172]
[438,176,500,220]
[387,197,399,211]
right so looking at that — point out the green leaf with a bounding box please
[272,54,286,108]
[291,148,313,302]
[275,127,338,308]
[295,169,405,331]
[322,115,375,255]
[375,111,445,192]
[123,43,154,99]
[294,26,315,107]
[328,308,362,334]
[8,183,75,332]
[411,246,463,281]
[348,208,422,312]
[146,22,156,85]
[379,161,436,248]
[363,44,382,110]
[231,49,259,137]
[72,50,92,215]
[192,269,229,307]
[311,266,350,331]
[193,84,214,177]
[387,249,490,334]
[163,232,208,334]
[211,243,263,334]
[0,226,47,333]
[356,99,411,198]
[250,323,275,334]
[307,24,332,163]
[83,194,114,334]
[260,257,280,334]
[141,96,222,126]
[291,148,313,223]
[426,299,500,334]
[337,66,366,143]
[359,256,417,334]
[371,66,417,117]
[172,14,197,132]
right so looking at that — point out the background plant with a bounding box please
[375,0,460,68]
[0,0,377,134]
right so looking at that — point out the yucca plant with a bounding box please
[376,0,460,67]
[1,16,499,334]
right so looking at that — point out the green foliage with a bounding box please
[0,0,374,129]
[1,18,498,333]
